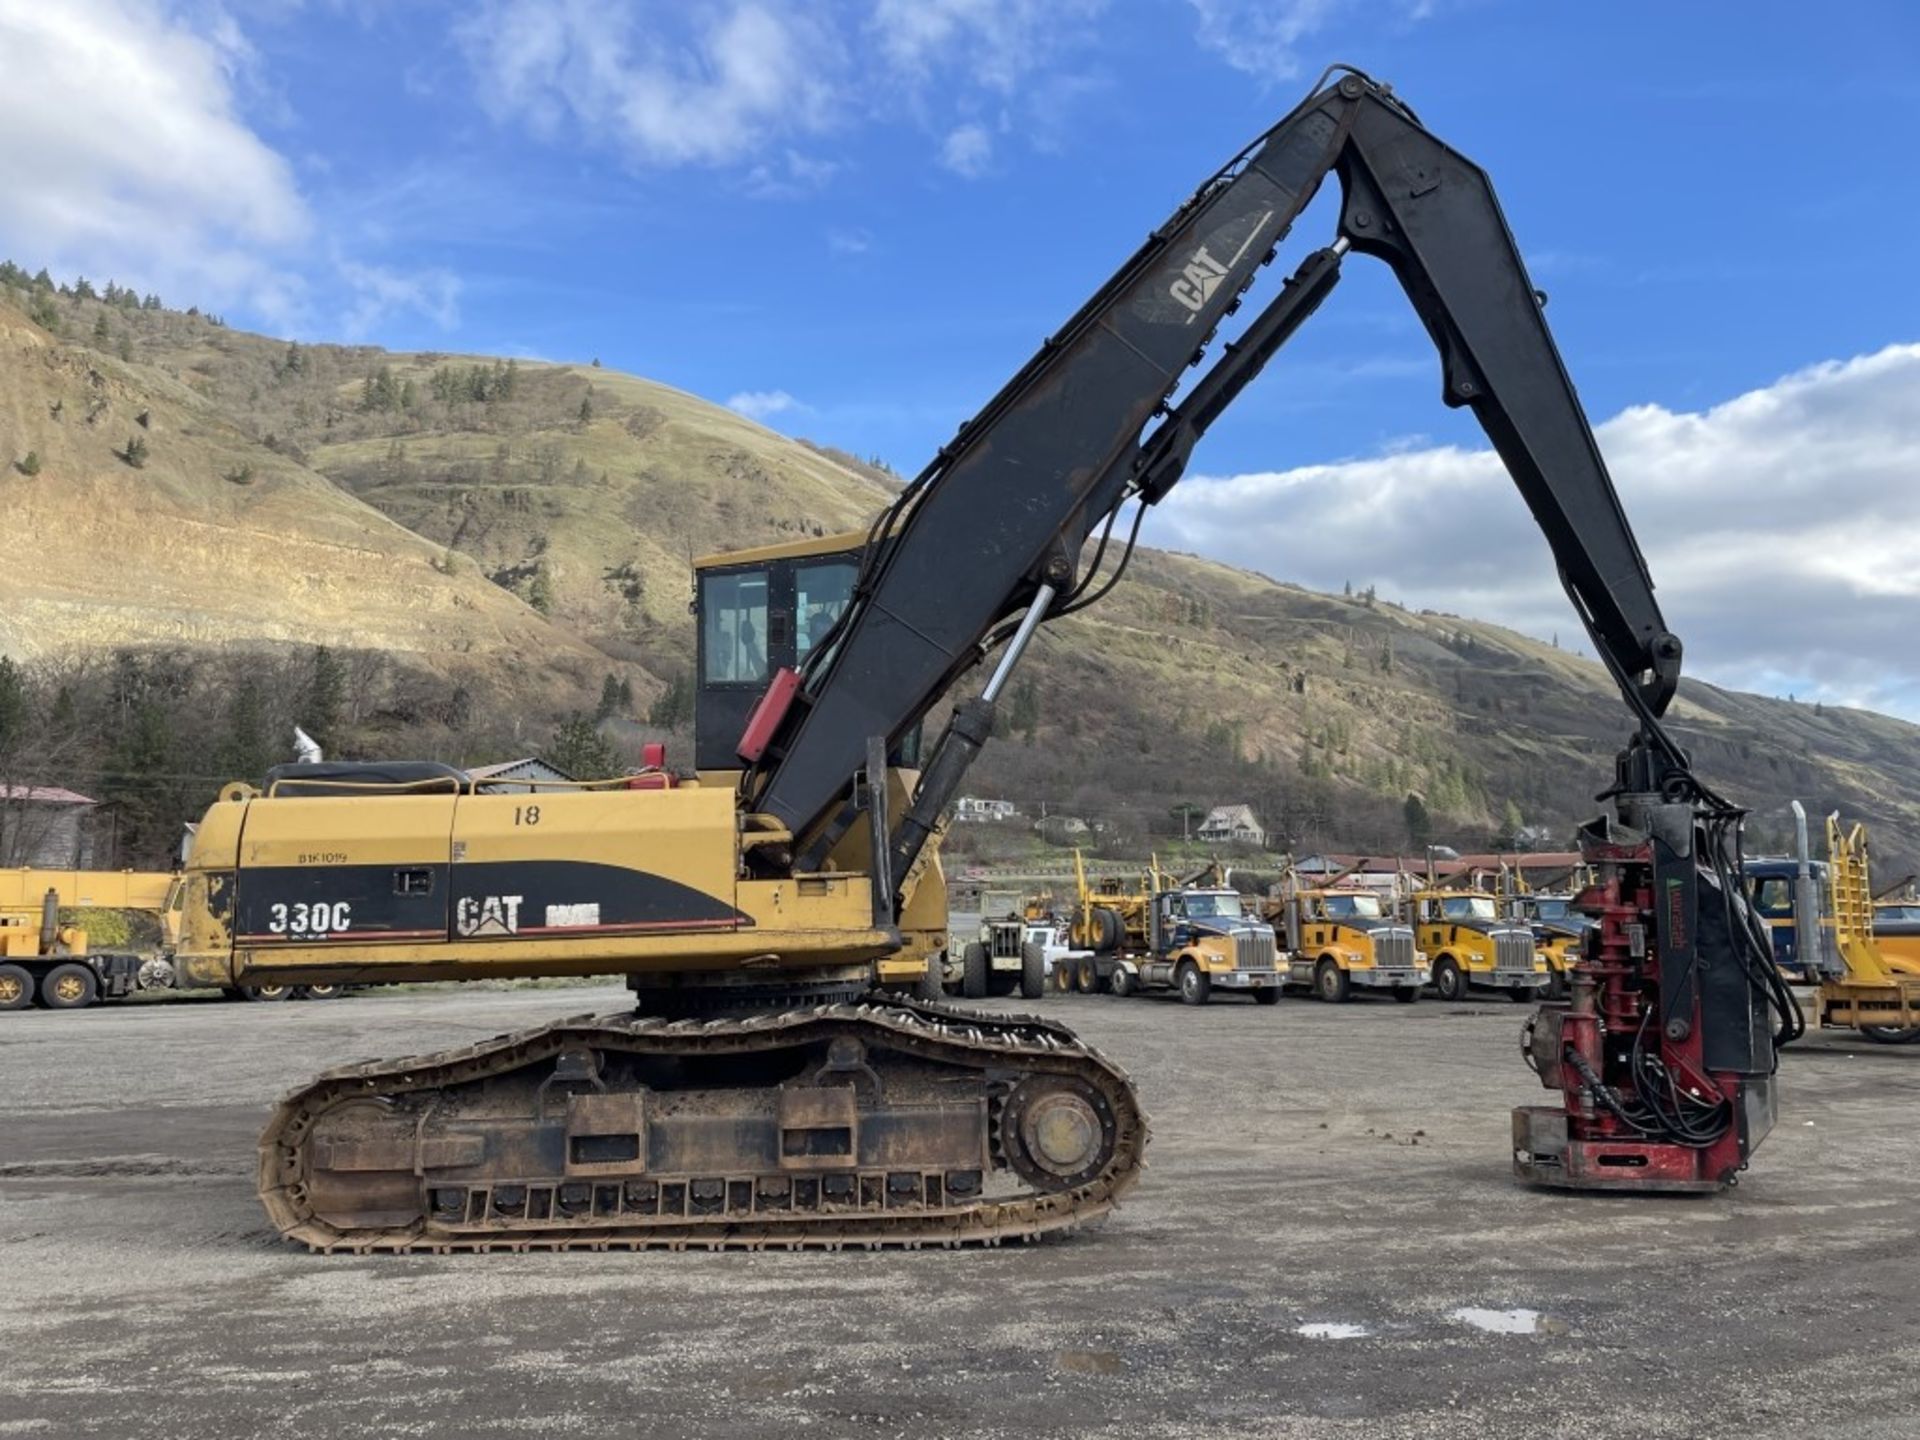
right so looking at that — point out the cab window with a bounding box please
[1183,892,1243,920]
[1324,893,1383,920]
[702,571,769,684]
[1441,896,1497,921]
[1749,877,1793,918]
[795,560,856,663]
[1533,899,1569,922]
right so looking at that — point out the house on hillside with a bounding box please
[0,785,100,868]
[468,758,578,794]
[954,796,1019,823]
[1033,815,1092,844]
[1197,804,1265,847]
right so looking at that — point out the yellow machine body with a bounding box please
[174,528,946,997]
[1815,818,1920,1035]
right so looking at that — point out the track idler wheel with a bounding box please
[1001,1075,1118,1191]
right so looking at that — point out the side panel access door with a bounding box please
[447,787,748,942]
[234,796,456,947]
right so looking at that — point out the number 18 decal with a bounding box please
[268,901,353,936]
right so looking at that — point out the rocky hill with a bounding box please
[3,276,1916,869]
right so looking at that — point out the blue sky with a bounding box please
[5,1,1920,713]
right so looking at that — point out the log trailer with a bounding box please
[1068,856,1283,1003]
[166,66,1790,1250]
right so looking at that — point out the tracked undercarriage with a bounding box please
[259,996,1148,1253]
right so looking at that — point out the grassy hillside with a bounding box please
[5,274,1917,870]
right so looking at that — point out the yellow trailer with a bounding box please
[0,868,178,1010]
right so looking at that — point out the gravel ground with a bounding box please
[3,983,1918,1439]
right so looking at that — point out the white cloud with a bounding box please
[941,123,994,179]
[0,0,308,318]
[1152,344,1920,716]
[827,226,874,255]
[337,259,462,340]
[459,0,1112,179]
[869,0,1106,94]
[727,389,809,421]
[0,1,462,340]
[1185,0,1432,82]
[458,0,843,168]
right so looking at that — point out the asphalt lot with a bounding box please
[4,983,1919,1440]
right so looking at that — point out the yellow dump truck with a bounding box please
[1268,886,1427,1002]
[1412,888,1546,1001]
[0,868,178,1010]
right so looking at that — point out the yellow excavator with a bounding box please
[172,67,1788,1251]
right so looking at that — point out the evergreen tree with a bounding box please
[1402,792,1432,850]
[123,435,149,468]
[1009,675,1040,741]
[545,712,620,779]
[578,393,594,425]
[305,646,345,749]
[0,657,27,755]
[526,566,554,615]
[216,680,272,782]
[595,673,624,722]
[91,312,111,344]
[647,671,693,729]
[17,451,40,476]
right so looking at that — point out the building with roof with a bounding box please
[466,758,579,793]
[0,785,100,868]
[1196,804,1265,847]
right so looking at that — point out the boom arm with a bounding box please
[744,68,1678,876]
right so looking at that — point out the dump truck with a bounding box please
[1070,856,1283,1003]
[1412,888,1545,1001]
[1268,885,1426,1002]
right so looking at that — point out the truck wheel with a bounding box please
[1315,958,1351,1004]
[1075,955,1098,994]
[915,957,947,1002]
[1546,968,1569,1001]
[41,963,98,1010]
[1052,961,1075,993]
[1509,986,1538,1003]
[1252,986,1282,1006]
[1431,956,1465,1003]
[1177,961,1211,1006]
[0,964,32,1011]
[1392,986,1420,1004]
[961,942,989,1000]
[1109,966,1134,998]
[1092,907,1122,952]
[242,984,293,1003]
[1020,942,1046,1000]
[305,984,345,999]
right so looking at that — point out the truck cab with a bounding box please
[1511,892,1592,998]
[1413,889,1544,1001]
[1274,887,1427,1003]
[1132,887,1283,1005]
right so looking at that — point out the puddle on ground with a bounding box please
[1054,1349,1126,1375]
[1295,1322,1370,1340]
[1450,1306,1549,1334]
